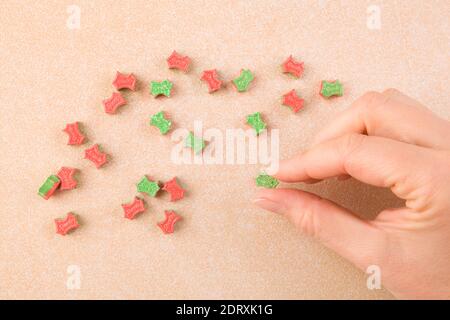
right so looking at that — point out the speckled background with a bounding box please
[0,0,449,299]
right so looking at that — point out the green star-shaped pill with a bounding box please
[185,132,206,154]
[256,174,279,189]
[150,80,173,97]
[232,69,254,92]
[137,176,160,197]
[246,112,266,135]
[320,80,343,98]
[150,111,172,135]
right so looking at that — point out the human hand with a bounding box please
[253,89,450,299]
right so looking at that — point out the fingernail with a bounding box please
[253,198,286,215]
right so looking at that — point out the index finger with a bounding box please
[274,133,431,194]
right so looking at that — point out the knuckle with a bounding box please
[293,197,322,238]
[363,91,390,111]
[361,90,382,102]
[380,88,401,108]
[405,150,450,213]
[345,89,406,139]
[382,87,400,98]
[338,133,367,173]
[359,91,384,113]
[359,91,395,134]
[338,133,366,159]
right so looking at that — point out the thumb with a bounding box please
[254,188,387,270]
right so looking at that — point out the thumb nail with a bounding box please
[253,198,286,215]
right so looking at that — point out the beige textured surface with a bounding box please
[0,0,449,299]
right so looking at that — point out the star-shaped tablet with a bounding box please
[256,173,279,189]
[201,69,222,93]
[162,177,185,201]
[63,122,86,145]
[320,80,343,98]
[185,132,206,154]
[84,144,108,168]
[55,212,79,235]
[282,89,304,113]
[57,167,78,190]
[122,197,146,220]
[150,111,172,135]
[103,92,127,114]
[167,51,191,72]
[232,69,254,92]
[112,72,137,91]
[246,112,266,135]
[150,80,173,97]
[137,176,160,197]
[282,55,304,78]
[157,210,182,234]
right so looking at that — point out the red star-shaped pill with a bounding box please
[84,144,108,168]
[162,177,186,201]
[200,69,222,93]
[63,122,85,145]
[282,55,304,78]
[57,167,78,190]
[122,197,146,220]
[112,72,137,91]
[103,92,126,114]
[282,89,304,113]
[157,210,182,234]
[55,212,79,236]
[167,51,191,72]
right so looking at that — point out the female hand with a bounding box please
[254,89,450,299]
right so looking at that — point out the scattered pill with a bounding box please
[38,175,60,200]
[122,197,146,220]
[113,72,137,91]
[150,111,172,135]
[63,122,86,145]
[232,69,254,92]
[282,89,304,113]
[103,92,127,114]
[320,80,343,98]
[246,112,266,135]
[157,210,182,234]
[39,54,347,238]
[150,80,173,97]
[282,55,304,78]
[185,132,206,154]
[200,69,222,93]
[137,176,160,197]
[256,174,279,188]
[162,177,185,201]
[57,167,78,190]
[84,144,108,168]
[167,51,191,72]
[55,212,79,235]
